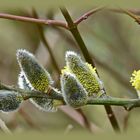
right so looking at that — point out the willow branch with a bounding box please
[60,7,120,132]
[109,8,140,15]
[1,82,140,111]
[87,97,140,111]
[0,13,68,29]
[110,8,140,24]
[0,82,64,101]
[74,6,104,25]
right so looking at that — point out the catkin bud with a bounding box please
[130,70,140,98]
[17,49,62,111]
[0,90,23,112]
[65,51,104,97]
[17,49,53,91]
[61,72,88,108]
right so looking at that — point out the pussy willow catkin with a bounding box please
[64,51,104,97]
[0,90,23,112]
[17,49,63,111]
[61,72,88,108]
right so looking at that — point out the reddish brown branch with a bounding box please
[110,8,140,24]
[74,6,105,25]
[109,8,140,15]
[0,13,68,29]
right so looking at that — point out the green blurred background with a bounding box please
[0,0,140,136]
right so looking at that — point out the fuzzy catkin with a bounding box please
[17,49,62,111]
[17,49,53,91]
[0,90,23,112]
[65,51,104,97]
[61,72,88,108]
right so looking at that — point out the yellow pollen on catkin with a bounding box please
[130,70,140,90]
[85,63,96,74]
[61,66,72,75]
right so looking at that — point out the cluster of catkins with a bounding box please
[0,49,104,112]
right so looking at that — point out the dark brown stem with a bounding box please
[60,7,120,132]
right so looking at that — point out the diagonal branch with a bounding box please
[111,8,140,24]
[31,9,60,73]
[109,8,140,15]
[74,6,105,25]
[0,118,12,134]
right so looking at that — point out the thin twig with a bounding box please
[0,13,68,29]
[18,107,41,130]
[32,9,60,73]
[74,6,105,25]
[60,7,120,132]
[60,106,101,133]
[111,8,140,24]
[123,112,130,132]
[109,8,140,15]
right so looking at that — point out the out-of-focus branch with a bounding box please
[109,8,140,15]
[123,112,130,132]
[110,8,140,24]
[18,108,41,130]
[32,9,60,73]
[60,106,102,133]
[0,118,12,134]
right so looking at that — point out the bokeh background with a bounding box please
[0,0,140,135]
